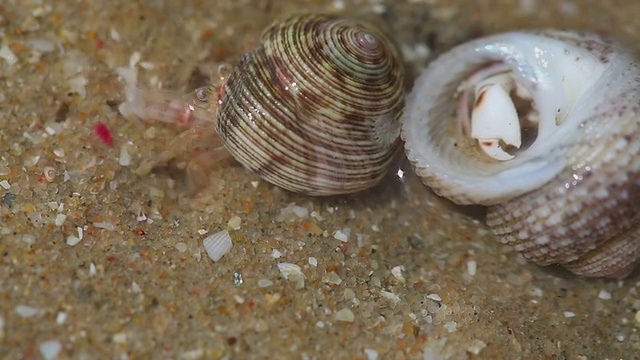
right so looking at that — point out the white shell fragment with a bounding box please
[334,308,355,322]
[277,262,305,289]
[203,230,233,262]
[16,305,40,318]
[39,340,62,360]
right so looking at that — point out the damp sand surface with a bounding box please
[1,1,639,359]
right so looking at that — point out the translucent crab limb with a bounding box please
[116,57,241,191]
[119,85,214,128]
[470,83,522,161]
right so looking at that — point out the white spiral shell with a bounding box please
[402,30,640,278]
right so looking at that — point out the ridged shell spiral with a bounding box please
[216,14,405,196]
[402,30,640,278]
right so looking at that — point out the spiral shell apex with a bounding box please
[402,30,640,278]
[217,14,405,196]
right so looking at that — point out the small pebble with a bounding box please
[110,28,121,41]
[323,271,342,285]
[277,263,305,289]
[466,339,487,355]
[22,235,36,245]
[635,310,640,323]
[227,215,242,230]
[55,214,67,226]
[0,180,10,190]
[113,332,127,344]
[291,205,309,219]
[391,265,405,282]
[528,286,544,298]
[444,321,458,333]
[379,290,401,306]
[16,305,40,318]
[180,349,204,360]
[118,147,131,166]
[564,311,576,318]
[364,348,379,360]
[0,44,17,65]
[427,294,442,302]
[233,272,243,286]
[467,260,477,276]
[93,222,116,231]
[598,289,612,300]
[258,279,273,288]
[334,308,355,322]
[333,229,349,242]
[174,242,187,253]
[39,340,62,360]
[343,288,356,301]
[308,257,318,267]
[136,212,147,222]
[255,319,270,332]
[65,236,81,246]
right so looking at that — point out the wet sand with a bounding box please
[1,0,639,358]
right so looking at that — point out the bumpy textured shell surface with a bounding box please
[402,31,640,278]
[216,14,404,196]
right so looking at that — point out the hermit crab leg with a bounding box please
[470,80,522,161]
[119,85,215,128]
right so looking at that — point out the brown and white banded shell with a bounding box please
[216,14,405,196]
[402,30,640,278]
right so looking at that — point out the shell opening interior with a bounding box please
[456,62,539,162]
[402,31,618,205]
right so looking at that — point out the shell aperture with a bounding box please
[402,30,640,277]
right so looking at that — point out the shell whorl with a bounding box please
[217,14,404,196]
[402,30,640,277]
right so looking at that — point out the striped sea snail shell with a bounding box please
[215,14,405,196]
[402,31,640,278]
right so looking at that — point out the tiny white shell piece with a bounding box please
[39,340,62,360]
[203,230,233,262]
[277,262,303,279]
[277,262,305,289]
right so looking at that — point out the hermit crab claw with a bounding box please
[470,83,522,161]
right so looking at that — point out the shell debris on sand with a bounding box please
[203,230,233,262]
[277,263,305,289]
[39,340,62,360]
